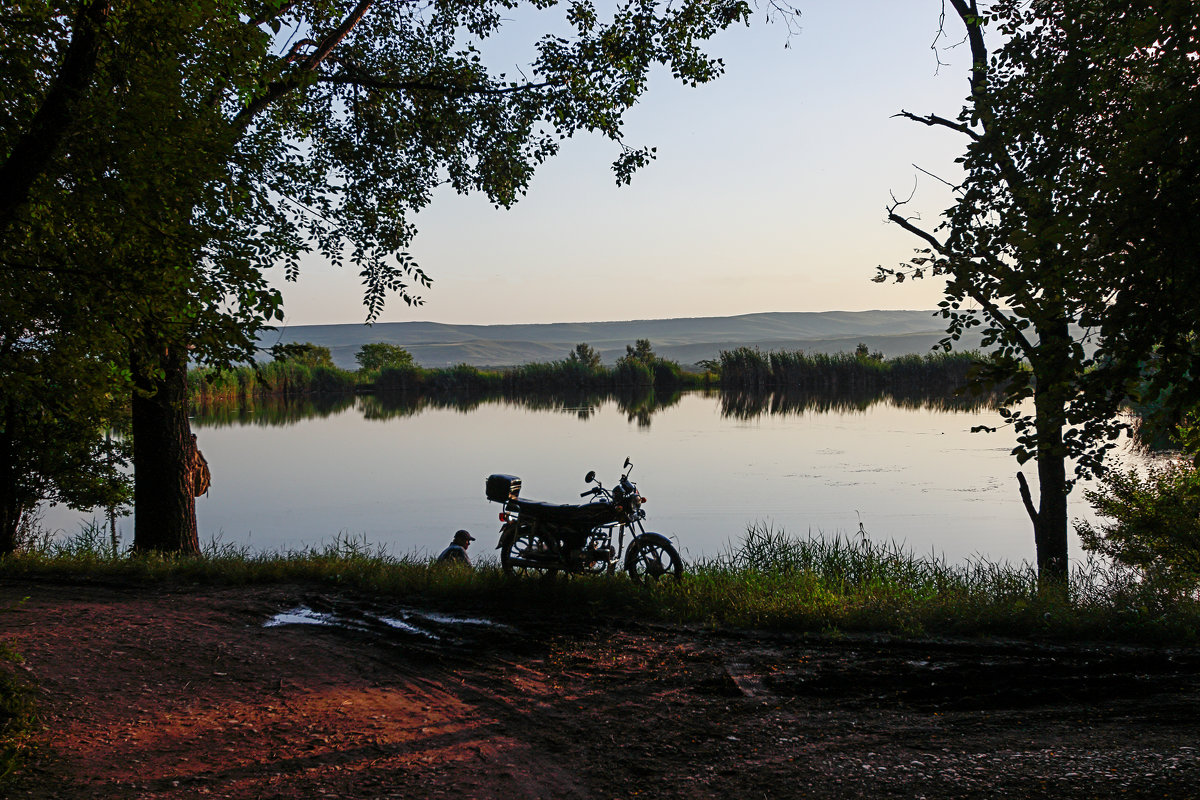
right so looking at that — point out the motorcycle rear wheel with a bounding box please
[625,538,683,584]
[501,525,560,578]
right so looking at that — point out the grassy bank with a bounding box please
[4,523,1197,646]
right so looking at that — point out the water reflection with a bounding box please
[718,387,1000,420]
[192,394,356,427]
[192,386,691,429]
[193,386,996,428]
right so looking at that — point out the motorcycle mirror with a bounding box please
[585,470,596,484]
[623,457,632,469]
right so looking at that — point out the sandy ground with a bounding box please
[1,577,1199,799]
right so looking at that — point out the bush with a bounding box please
[1076,459,1200,584]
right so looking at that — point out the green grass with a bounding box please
[679,523,1200,641]
[0,613,37,785]
[4,522,1198,645]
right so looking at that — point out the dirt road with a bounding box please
[2,578,1198,799]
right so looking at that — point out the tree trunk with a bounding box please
[1033,401,1069,583]
[1030,317,1072,585]
[131,343,199,553]
[0,403,22,555]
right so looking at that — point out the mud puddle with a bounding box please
[263,597,516,653]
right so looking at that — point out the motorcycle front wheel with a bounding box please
[625,538,683,584]
[501,525,560,578]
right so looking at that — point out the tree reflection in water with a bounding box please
[191,394,355,428]
[191,386,997,429]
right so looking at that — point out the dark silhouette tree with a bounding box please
[879,0,1200,581]
[2,0,780,552]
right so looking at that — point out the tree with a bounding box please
[565,343,602,370]
[878,0,1200,581]
[3,1,291,552]
[624,339,656,364]
[272,343,336,370]
[0,215,133,550]
[2,0,776,552]
[615,338,683,387]
[355,343,414,372]
[0,385,130,554]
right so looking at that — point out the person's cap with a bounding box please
[454,529,475,542]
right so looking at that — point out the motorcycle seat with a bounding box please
[508,498,615,525]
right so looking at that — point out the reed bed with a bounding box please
[5,522,1199,645]
[373,360,706,394]
[716,347,980,393]
[189,362,357,404]
[188,348,980,409]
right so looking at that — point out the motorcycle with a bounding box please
[486,458,683,583]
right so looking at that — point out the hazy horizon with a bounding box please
[263,309,964,369]
[274,306,941,329]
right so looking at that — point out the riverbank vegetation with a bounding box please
[712,346,980,393]
[188,341,987,407]
[185,343,996,435]
[3,522,1198,646]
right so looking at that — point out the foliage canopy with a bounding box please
[1,0,772,550]
[355,343,415,372]
[879,0,1200,579]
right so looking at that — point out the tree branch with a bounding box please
[887,192,1039,357]
[912,163,960,191]
[1016,471,1038,527]
[0,0,111,230]
[317,71,576,99]
[248,1,298,28]
[893,109,981,141]
[960,279,1037,357]
[886,202,946,254]
[234,0,374,129]
[947,0,987,104]
[283,38,321,63]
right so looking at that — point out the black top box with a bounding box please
[486,474,522,503]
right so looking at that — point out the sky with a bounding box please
[273,1,976,327]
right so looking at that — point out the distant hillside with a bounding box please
[259,310,983,369]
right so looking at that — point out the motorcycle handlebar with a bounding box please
[579,489,592,497]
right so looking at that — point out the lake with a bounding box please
[42,390,1149,565]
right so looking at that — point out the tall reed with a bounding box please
[715,347,982,394]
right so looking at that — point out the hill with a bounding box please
[259,310,982,369]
